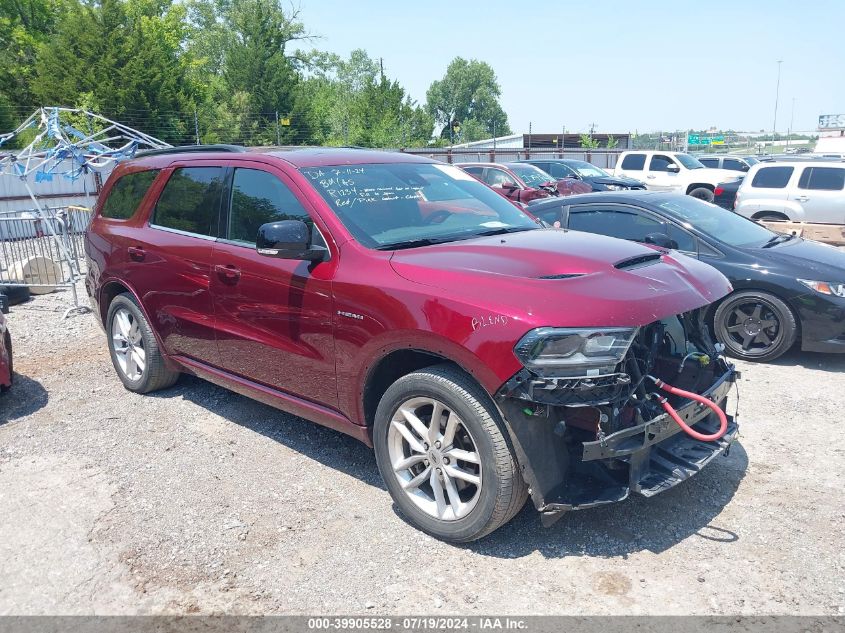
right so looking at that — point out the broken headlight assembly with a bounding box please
[513,327,638,376]
[798,279,845,298]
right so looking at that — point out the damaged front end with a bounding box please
[495,308,739,526]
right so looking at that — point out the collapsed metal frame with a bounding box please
[0,107,170,316]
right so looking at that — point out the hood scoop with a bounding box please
[615,253,662,270]
[537,273,586,280]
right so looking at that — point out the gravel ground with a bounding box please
[1,284,843,616]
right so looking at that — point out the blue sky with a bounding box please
[297,0,843,135]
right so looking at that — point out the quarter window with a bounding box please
[100,170,159,220]
[620,154,646,170]
[797,167,845,191]
[153,167,224,237]
[750,166,794,189]
[228,168,323,246]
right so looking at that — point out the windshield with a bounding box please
[657,196,775,247]
[564,160,609,178]
[301,162,539,249]
[744,156,759,166]
[675,153,706,170]
[507,163,555,187]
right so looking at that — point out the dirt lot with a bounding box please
[1,285,843,616]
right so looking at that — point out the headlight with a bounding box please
[798,279,845,298]
[514,327,638,375]
[604,184,625,191]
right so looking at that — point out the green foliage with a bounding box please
[580,133,600,149]
[0,0,506,148]
[605,134,618,149]
[426,57,511,143]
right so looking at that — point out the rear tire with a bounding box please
[754,212,789,222]
[714,290,797,362]
[688,187,715,202]
[373,364,528,542]
[106,293,179,393]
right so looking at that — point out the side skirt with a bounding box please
[171,355,372,446]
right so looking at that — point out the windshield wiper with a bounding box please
[474,226,536,237]
[375,237,447,251]
[762,233,795,248]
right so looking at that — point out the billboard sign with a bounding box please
[819,114,845,130]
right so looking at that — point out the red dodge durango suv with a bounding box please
[85,145,740,542]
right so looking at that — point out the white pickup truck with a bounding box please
[613,151,742,202]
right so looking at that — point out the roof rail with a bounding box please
[135,144,247,158]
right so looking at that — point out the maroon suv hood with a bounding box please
[389,229,732,327]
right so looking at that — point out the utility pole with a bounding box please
[194,108,200,145]
[787,97,796,149]
[274,111,281,146]
[528,121,532,158]
[772,60,783,150]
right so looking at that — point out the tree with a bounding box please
[580,133,600,149]
[425,57,511,143]
[605,134,619,149]
[298,49,432,147]
[31,0,194,142]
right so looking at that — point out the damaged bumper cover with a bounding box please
[495,365,738,523]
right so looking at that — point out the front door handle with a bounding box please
[214,264,241,283]
[794,195,809,202]
[647,175,656,179]
[127,246,145,262]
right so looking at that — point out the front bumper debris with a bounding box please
[495,365,738,524]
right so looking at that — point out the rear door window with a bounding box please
[620,154,646,170]
[100,170,159,220]
[698,157,719,168]
[153,167,224,237]
[797,166,845,191]
[751,166,794,189]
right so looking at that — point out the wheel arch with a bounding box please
[98,278,174,361]
[686,183,715,195]
[707,285,802,341]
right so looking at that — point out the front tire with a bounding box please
[373,364,528,542]
[106,293,179,393]
[714,291,797,362]
[688,187,715,202]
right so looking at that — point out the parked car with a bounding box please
[614,151,742,202]
[529,191,845,361]
[696,155,759,173]
[713,177,743,210]
[519,158,646,191]
[86,146,738,541]
[0,310,12,393]
[735,161,845,223]
[459,162,591,203]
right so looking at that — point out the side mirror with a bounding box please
[666,163,680,172]
[256,220,327,261]
[644,232,679,250]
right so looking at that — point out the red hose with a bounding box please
[649,377,728,442]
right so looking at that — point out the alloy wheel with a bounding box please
[111,307,146,381]
[387,396,483,521]
[723,300,781,355]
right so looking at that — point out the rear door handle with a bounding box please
[127,246,145,262]
[214,264,241,282]
[646,175,656,179]
[794,195,809,202]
